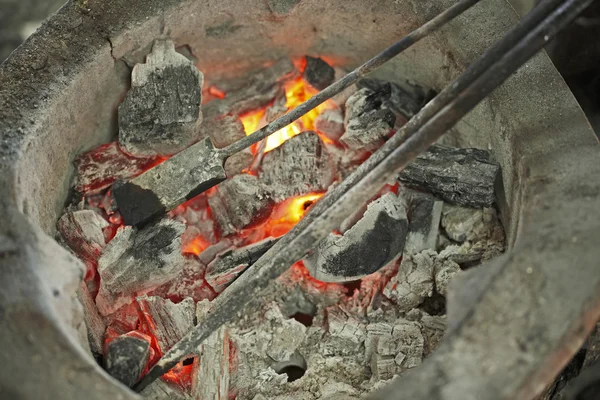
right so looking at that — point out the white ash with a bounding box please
[95,218,186,315]
[383,250,436,312]
[142,378,193,400]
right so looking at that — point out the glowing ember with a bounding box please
[182,235,212,256]
[242,78,335,153]
[262,192,324,238]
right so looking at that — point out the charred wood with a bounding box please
[104,335,150,387]
[303,56,335,91]
[398,144,500,208]
[118,39,204,157]
[137,296,195,352]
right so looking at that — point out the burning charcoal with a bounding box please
[304,192,408,282]
[314,109,345,141]
[149,256,215,303]
[265,91,288,123]
[357,78,434,119]
[141,379,193,400]
[400,189,443,254]
[303,56,335,91]
[397,144,500,208]
[192,300,231,400]
[95,218,186,315]
[341,87,396,151]
[206,237,278,293]
[104,335,150,387]
[204,59,298,119]
[433,257,461,296]
[76,282,106,354]
[137,296,195,352]
[260,131,335,201]
[320,306,366,356]
[201,114,253,176]
[57,209,108,264]
[118,39,204,157]
[383,250,435,312]
[207,174,275,237]
[74,142,160,194]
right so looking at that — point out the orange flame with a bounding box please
[242,78,335,153]
[263,192,324,237]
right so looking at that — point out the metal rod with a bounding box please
[133,0,592,391]
[220,0,482,157]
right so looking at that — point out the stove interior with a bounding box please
[55,34,507,399]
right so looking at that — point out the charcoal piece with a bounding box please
[95,218,186,315]
[57,209,108,264]
[383,250,435,312]
[118,39,204,157]
[304,192,408,283]
[206,237,278,293]
[357,77,434,119]
[192,300,231,400]
[303,56,335,91]
[393,320,424,371]
[314,108,345,141]
[341,88,396,151]
[201,114,252,176]
[265,91,288,123]
[441,204,498,243]
[74,142,160,194]
[400,189,443,254]
[104,336,150,387]
[398,144,500,208]
[141,378,193,400]
[76,282,106,354]
[260,131,335,201]
[203,59,298,119]
[112,137,227,227]
[207,174,275,237]
[137,296,195,352]
[320,306,366,356]
[420,314,446,357]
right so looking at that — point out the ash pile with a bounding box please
[57,39,505,399]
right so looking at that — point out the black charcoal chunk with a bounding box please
[104,336,150,387]
[304,192,408,282]
[303,56,335,91]
[357,77,434,119]
[400,189,443,254]
[206,237,278,293]
[341,87,396,151]
[96,218,186,315]
[398,144,500,208]
[207,174,275,236]
[118,39,203,157]
[260,131,335,201]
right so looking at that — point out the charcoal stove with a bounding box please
[1,0,600,399]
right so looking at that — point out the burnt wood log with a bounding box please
[207,174,275,237]
[118,39,204,158]
[398,144,500,208]
[205,237,278,293]
[136,296,195,352]
[104,336,150,387]
[304,192,408,282]
[260,131,335,201]
[303,56,335,91]
[96,218,186,315]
